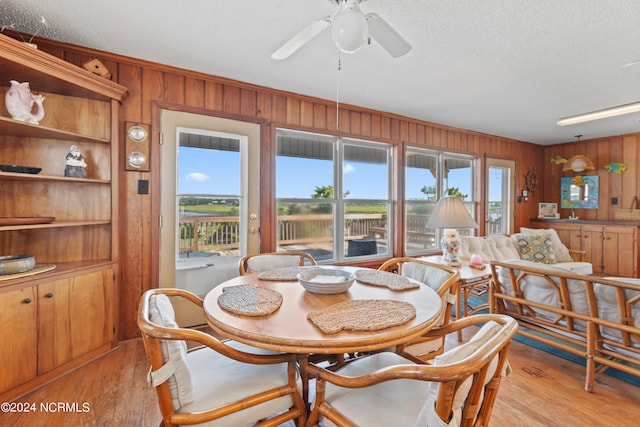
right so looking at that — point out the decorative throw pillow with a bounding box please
[515,233,557,264]
[520,227,572,262]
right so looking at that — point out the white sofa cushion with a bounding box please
[495,260,590,321]
[459,236,495,263]
[595,278,640,346]
[491,235,521,260]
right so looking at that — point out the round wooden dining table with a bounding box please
[202,266,444,355]
[203,265,444,410]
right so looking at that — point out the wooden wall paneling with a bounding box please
[222,84,240,114]
[313,103,327,129]
[286,97,301,125]
[117,63,148,340]
[371,113,382,138]
[415,123,425,145]
[164,73,185,105]
[360,111,372,137]
[272,94,288,123]
[598,138,613,219]
[326,103,337,131]
[256,91,272,120]
[300,99,315,128]
[380,116,391,140]
[240,87,257,117]
[337,108,350,133]
[185,78,205,108]
[350,111,361,137]
[204,80,224,111]
[399,120,409,143]
[621,136,639,210]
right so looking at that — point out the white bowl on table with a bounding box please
[297,267,355,294]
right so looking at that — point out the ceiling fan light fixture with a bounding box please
[331,7,368,53]
[557,102,640,126]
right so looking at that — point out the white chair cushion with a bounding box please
[520,227,573,262]
[246,255,300,272]
[148,294,194,409]
[426,321,502,426]
[318,321,504,427]
[179,341,298,427]
[402,262,452,293]
[319,352,431,427]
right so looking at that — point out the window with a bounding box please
[405,148,476,255]
[176,128,246,258]
[276,129,392,262]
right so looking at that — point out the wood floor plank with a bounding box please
[1,334,637,426]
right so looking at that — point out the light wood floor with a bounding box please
[2,332,638,426]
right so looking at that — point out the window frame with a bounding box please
[275,128,393,263]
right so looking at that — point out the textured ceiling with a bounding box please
[2,0,640,145]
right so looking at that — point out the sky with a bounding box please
[178,146,503,201]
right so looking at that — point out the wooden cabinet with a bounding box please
[532,222,638,277]
[0,33,126,401]
[0,268,115,400]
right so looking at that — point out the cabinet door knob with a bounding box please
[45,292,54,298]
[24,298,32,304]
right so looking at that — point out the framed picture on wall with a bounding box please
[538,203,559,218]
[560,176,599,209]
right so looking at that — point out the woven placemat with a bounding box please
[0,264,56,281]
[257,266,310,281]
[307,299,416,334]
[218,285,283,316]
[355,270,419,290]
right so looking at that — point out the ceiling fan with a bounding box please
[271,0,411,60]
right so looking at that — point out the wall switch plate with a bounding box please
[138,179,149,194]
[612,197,618,205]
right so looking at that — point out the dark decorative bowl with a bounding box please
[0,255,36,275]
[0,164,42,174]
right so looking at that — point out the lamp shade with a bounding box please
[426,196,479,229]
[331,7,369,53]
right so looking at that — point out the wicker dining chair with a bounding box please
[138,288,306,427]
[238,251,317,275]
[306,314,518,427]
[378,257,460,361]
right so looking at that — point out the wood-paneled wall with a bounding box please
[542,135,640,220]
[26,34,548,339]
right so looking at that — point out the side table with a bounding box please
[420,255,493,338]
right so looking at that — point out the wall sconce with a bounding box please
[562,155,595,173]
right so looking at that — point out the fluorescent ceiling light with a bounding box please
[557,102,640,126]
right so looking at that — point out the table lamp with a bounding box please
[426,196,479,267]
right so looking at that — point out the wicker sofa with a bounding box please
[489,259,640,391]
[458,228,592,275]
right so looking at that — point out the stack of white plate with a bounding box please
[297,268,355,294]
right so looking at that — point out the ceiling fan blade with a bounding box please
[365,12,411,58]
[271,17,332,60]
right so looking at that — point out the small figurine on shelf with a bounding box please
[4,80,46,124]
[64,144,87,178]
